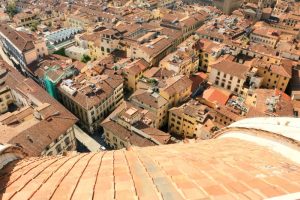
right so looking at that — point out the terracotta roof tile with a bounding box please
[210,57,251,80]
[0,63,77,156]
[202,86,231,106]
[101,120,157,147]
[1,138,300,200]
[0,24,35,52]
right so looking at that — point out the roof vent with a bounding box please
[26,135,34,143]
[33,111,42,120]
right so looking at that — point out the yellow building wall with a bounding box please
[214,113,233,127]
[182,114,197,137]
[168,112,183,136]
[200,52,217,73]
[88,41,101,60]
[0,88,13,114]
[127,72,144,92]
[160,85,191,108]
[257,68,289,91]
[158,104,168,128]
[169,110,197,138]
[104,129,127,149]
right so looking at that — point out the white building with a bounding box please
[65,46,89,61]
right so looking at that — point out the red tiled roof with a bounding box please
[210,57,251,80]
[0,24,35,52]
[1,137,300,200]
[0,60,78,156]
[189,72,207,93]
[202,87,231,106]
[101,120,157,147]
[247,89,294,117]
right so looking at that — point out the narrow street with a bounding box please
[73,125,104,152]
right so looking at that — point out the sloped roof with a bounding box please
[202,86,231,106]
[0,24,35,52]
[0,61,77,156]
[162,75,193,96]
[210,57,251,79]
[101,120,157,147]
[1,135,300,200]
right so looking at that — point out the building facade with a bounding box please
[0,60,77,156]
[0,24,48,76]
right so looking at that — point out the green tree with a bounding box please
[29,21,39,31]
[53,48,66,56]
[6,1,18,18]
[81,54,91,63]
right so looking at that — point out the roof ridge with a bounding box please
[49,153,92,199]
[14,29,32,50]
[124,149,162,199]
[29,154,82,199]
[0,156,47,180]
[134,149,186,199]
[212,126,300,151]
[3,156,62,199]
[69,153,98,199]
[0,155,54,191]
[92,152,107,199]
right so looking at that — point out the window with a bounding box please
[55,144,62,153]
[64,137,70,145]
